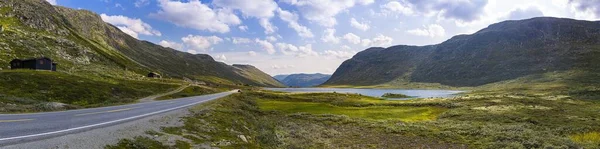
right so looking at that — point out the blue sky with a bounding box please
[47,0,600,75]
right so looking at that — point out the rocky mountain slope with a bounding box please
[276,73,331,87]
[0,0,284,87]
[324,17,600,87]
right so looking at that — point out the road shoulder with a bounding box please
[3,105,190,149]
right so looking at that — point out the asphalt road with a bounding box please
[0,90,237,146]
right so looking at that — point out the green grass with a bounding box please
[156,86,222,100]
[107,84,600,148]
[105,136,170,149]
[0,70,178,113]
[107,92,462,148]
[194,75,237,85]
[570,132,600,145]
[258,100,445,122]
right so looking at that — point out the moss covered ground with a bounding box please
[0,70,179,113]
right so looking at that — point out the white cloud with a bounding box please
[321,28,340,44]
[217,9,242,25]
[361,39,371,47]
[406,24,445,38]
[213,0,278,18]
[135,0,150,7]
[296,44,319,57]
[569,0,600,19]
[323,50,357,59]
[277,8,314,38]
[272,64,295,69]
[115,3,125,10]
[181,35,223,51]
[506,6,544,20]
[350,18,370,31]
[276,43,318,57]
[276,43,299,55]
[370,34,394,47]
[341,45,351,50]
[215,54,227,62]
[213,0,278,34]
[238,25,248,32]
[412,0,489,23]
[343,33,361,44]
[232,37,252,44]
[248,51,257,56]
[381,1,414,15]
[359,34,393,47]
[259,18,277,34]
[255,39,276,54]
[215,51,348,75]
[282,0,373,27]
[187,50,198,54]
[116,27,139,39]
[159,40,183,50]
[151,0,240,33]
[266,36,278,42]
[45,0,57,5]
[357,0,374,5]
[100,14,161,38]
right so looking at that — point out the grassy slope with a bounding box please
[324,17,600,88]
[0,70,178,113]
[107,87,600,148]
[107,92,462,149]
[0,0,282,113]
[156,86,224,100]
[231,64,285,87]
[54,6,284,87]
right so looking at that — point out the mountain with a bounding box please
[276,73,331,87]
[0,0,284,87]
[273,75,290,82]
[324,17,600,87]
[231,64,283,86]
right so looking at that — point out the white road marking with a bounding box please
[0,92,232,142]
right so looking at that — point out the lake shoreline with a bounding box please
[264,88,464,99]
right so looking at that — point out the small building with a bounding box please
[10,57,57,71]
[147,72,161,78]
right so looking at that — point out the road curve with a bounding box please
[0,90,237,146]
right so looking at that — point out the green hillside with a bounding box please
[0,0,284,87]
[0,0,283,112]
[324,17,600,90]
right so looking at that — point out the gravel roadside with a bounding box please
[3,106,191,149]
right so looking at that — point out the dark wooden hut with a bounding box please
[147,72,161,78]
[10,57,56,71]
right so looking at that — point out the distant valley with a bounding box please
[274,73,331,87]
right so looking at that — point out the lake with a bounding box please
[264,88,464,99]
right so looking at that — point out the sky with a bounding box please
[47,0,600,75]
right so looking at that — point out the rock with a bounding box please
[238,135,248,143]
[46,102,67,109]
